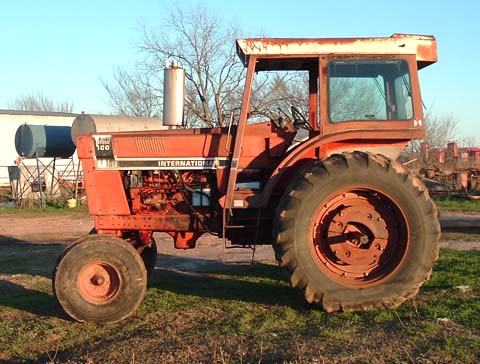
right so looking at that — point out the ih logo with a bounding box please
[414,119,423,127]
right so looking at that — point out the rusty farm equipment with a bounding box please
[53,34,441,323]
[417,141,480,198]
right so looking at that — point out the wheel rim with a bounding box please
[310,187,409,288]
[77,261,121,304]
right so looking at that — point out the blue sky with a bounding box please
[0,0,478,139]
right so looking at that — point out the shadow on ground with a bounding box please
[0,235,66,278]
[0,279,67,320]
[0,235,70,319]
[148,257,297,307]
[0,234,295,321]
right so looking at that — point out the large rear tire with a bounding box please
[53,235,147,323]
[273,152,440,311]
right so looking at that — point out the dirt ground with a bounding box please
[0,212,278,271]
[1,211,479,272]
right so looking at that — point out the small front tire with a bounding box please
[53,234,147,323]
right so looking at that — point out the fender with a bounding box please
[259,128,412,206]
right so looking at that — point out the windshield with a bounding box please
[328,60,413,122]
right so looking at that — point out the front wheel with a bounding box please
[273,152,440,311]
[89,228,157,276]
[53,235,147,323]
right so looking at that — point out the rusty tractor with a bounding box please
[54,34,440,323]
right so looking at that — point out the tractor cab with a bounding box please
[235,34,437,142]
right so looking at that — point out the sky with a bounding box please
[0,0,478,139]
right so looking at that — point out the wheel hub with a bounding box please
[77,262,121,304]
[311,189,408,287]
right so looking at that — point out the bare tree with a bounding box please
[406,111,464,155]
[423,111,461,149]
[102,3,245,127]
[102,68,162,117]
[140,3,247,127]
[9,92,73,113]
[103,2,312,128]
[249,71,309,121]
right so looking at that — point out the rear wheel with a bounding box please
[53,235,147,323]
[273,152,440,311]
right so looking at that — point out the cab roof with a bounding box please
[236,34,437,71]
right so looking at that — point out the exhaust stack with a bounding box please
[163,62,185,127]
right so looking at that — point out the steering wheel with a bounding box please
[290,106,312,130]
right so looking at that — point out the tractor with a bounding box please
[54,34,440,323]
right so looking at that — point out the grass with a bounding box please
[0,204,88,216]
[434,196,480,213]
[0,200,478,363]
[1,195,477,216]
[0,244,479,364]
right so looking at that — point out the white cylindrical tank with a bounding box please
[163,66,185,126]
[71,114,166,145]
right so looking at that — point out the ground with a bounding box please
[2,211,479,264]
[0,211,279,270]
[0,209,479,364]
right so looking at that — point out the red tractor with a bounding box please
[54,34,440,323]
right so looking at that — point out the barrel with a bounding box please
[71,114,165,145]
[15,124,76,158]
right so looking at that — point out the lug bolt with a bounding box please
[91,275,105,286]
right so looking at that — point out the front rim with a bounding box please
[77,261,121,304]
[309,187,410,288]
